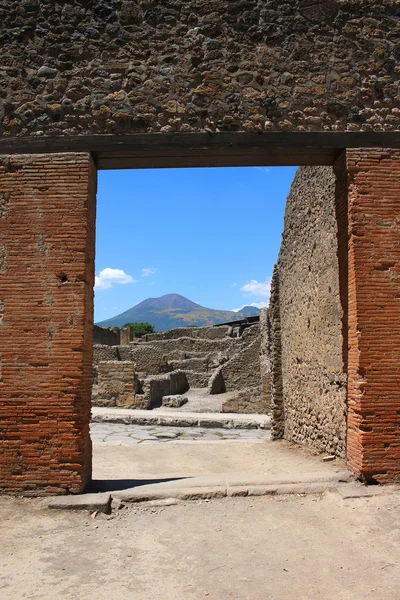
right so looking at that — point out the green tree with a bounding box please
[123,321,155,338]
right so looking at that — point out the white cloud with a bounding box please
[240,278,271,298]
[95,268,137,291]
[142,267,156,277]
[231,301,268,313]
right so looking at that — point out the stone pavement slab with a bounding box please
[47,493,111,513]
[90,422,269,445]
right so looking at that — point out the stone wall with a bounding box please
[144,325,230,341]
[93,324,120,346]
[217,332,261,392]
[96,361,135,408]
[0,2,398,137]
[139,370,189,406]
[260,307,272,412]
[270,166,347,456]
[208,325,269,413]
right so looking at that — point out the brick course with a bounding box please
[0,153,96,495]
[339,148,400,483]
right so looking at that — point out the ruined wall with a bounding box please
[259,308,272,413]
[144,325,230,341]
[218,329,261,392]
[208,325,268,413]
[93,324,120,346]
[96,361,135,408]
[0,2,398,137]
[270,166,347,456]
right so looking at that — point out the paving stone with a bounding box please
[91,422,270,444]
[154,431,180,439]
[48,493,111,513]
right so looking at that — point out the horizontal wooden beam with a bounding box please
[95,149,338,169]
[0,131,399,169]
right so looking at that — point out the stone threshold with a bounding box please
[45,470,400,513]
[91,407,271,430]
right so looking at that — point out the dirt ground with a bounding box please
[91,428,344,484]
[1,490,400,600]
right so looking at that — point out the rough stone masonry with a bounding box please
[270,166,347,458]
[0,1,398,137]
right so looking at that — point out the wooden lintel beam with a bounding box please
[0,131,399,169]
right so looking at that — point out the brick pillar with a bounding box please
[0,153,96,494]
[336,148,400,483]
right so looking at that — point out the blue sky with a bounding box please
[95,166,297,323]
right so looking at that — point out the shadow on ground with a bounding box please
[89,477,190,492]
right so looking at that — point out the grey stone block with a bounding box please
[162,394,188,407]
[48,493,112,513]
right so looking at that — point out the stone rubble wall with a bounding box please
[217,334,261,392]
[138,370,189,407]
[93,335,241,374]
[208,325,271,414]
[270,166,346,457]
[259,308,272,414]
[144,325,230,341]
[95,361,136,408]
[135,336,241,355]
[221,386,264,414]
[93,324,120,346]
[0,2,398,137]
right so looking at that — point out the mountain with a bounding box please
[97,293,261,331]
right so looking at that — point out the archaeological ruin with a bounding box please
[93,319,268,413]
[1,1,400,494]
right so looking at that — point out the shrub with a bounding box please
[123,321,155,338]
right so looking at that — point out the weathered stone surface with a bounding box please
[48,493,111,513]
[162,394,188,408]
[208,326,270,411]
[140,371,189,407]
[0,2,398,137]
[270,166,346,457]
[96,361,136,408]
[221,386,264,414]
[93,325,120,346]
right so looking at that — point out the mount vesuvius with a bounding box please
[96,294,261,332]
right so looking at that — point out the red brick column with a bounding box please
[0,154,96,494]
[336,148,400,483]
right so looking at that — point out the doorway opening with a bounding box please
[90,163,346,492]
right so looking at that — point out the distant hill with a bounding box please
[97,293,261,331]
